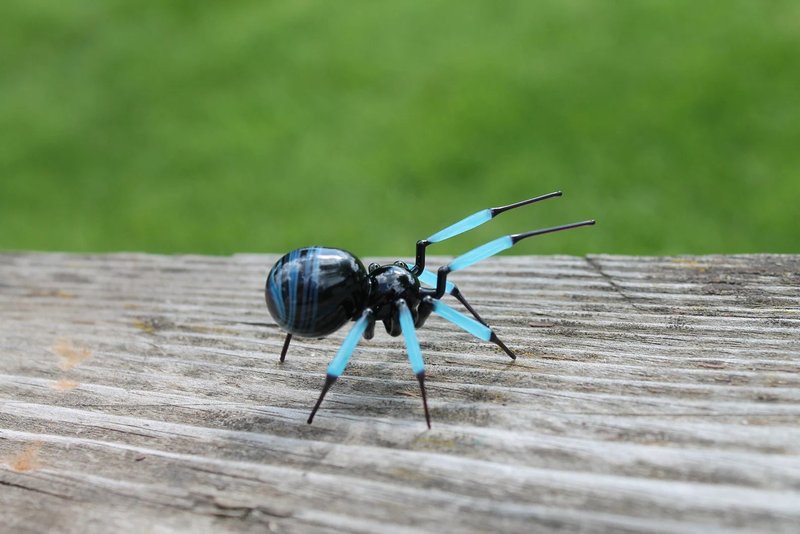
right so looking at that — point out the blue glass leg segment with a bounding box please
[430,298,516,359]
[407,263,487,326]
[431,299,492,341]
[448,235,513,273]
[397,299,431,428]
[309,308,373,424]
[397,301,425,375]
[426,208,492,243]
[326,309,372,378]
[426,192,563,245]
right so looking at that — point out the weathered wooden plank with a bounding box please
[1,252,799,533]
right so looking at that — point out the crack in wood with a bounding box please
[585,256,646,312]
[0,478,72,501]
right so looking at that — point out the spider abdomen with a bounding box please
[266,247,370,337]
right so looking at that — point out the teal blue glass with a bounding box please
[448,235,513,273]
[432,299,492,341]
[398,303,425,375]
[326,310,370,377]
[426,209,492,243]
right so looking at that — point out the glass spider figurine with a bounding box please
[265,191,594,428]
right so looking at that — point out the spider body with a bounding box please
[266,247,369,338]
[365,263,421,334]
[265,191,594,428]
[266,249,427,339]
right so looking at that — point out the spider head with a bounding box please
[366,262,421,319]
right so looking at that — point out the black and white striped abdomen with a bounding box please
[265,247,370,337]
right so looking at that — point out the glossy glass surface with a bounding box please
[327,310,371,377]
[448,236,513,272]
[432,299,492,341]
[366,264,420,320]
[398,302,425,375]
[426,209,492,243]
[266,247,369,337]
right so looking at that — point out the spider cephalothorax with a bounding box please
[265,191,595,428]
[365,263,421,336]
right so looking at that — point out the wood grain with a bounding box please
[1,252,799,533]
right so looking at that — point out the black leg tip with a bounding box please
[279,333,292,363]
[307,374,337,425]
[490,333,517,360]
[416,371,432,429]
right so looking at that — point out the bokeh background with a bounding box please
[1,1,798,258]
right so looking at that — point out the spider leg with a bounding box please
[449,286,488,326]
[307,308,373,424]
[363,316,376,340]
[279,333,292,363]
[415,297,434,328]
[431,219,596,298]
[413,279,513,356]
[384,315,402,336]
[412,266,488,326]
[411,191,563,273]
[397,299,431,429]
[424,296,516,360]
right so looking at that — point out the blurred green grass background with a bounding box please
[1,0,798,258]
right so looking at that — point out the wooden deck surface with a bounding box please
[1,252,799,533]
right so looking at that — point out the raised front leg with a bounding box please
[432,219,596,299]
[411,191,563,273]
